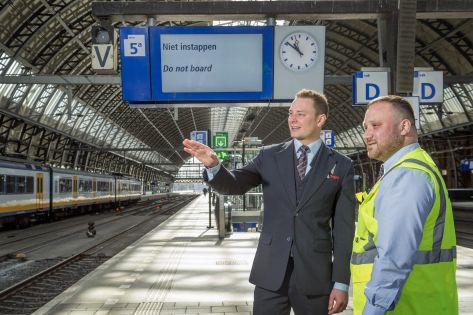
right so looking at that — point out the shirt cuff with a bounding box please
[333,282,349,292]
[362,302,387,315]
[205,163,221,181]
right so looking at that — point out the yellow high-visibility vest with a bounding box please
[351,147,458,315]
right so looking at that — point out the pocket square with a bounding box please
[326,163,339,180]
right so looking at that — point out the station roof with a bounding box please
[0,0,472,180]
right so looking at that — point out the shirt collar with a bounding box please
[294,138,323,155]
[383,143,420,172]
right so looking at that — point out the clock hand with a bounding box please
[285,41,304,57]
[293,39,304,57]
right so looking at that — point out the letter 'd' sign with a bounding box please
[412,71,443,103]
[352,71,389,105]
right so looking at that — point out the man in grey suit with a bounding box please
[183,89,356,315]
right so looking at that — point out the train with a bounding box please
[0,157,142,228]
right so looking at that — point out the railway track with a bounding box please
[0,195,196,314]
[0,195,190,260]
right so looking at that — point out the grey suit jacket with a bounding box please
[205,140,356,295]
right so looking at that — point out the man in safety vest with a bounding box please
[351,95,458,314]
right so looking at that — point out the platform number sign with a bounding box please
[124,35,146,57]
[190,131,208,146]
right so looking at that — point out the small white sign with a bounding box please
[91,44,115,70]
[404,96,421,130]
[412,71,443,103]
[352,71,389,105]
[124,35,146,57]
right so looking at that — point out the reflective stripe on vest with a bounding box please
[352,247,456,265]
[351,158,455,266]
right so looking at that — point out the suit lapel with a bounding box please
[276,140,297,208]
[296,144,335,212]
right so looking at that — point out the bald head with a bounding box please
[368,95,416,130]
[363,96,418,161]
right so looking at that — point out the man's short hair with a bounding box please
[296,89,329,117]
[367,95,416,125]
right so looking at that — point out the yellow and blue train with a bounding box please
[0,157,142,228]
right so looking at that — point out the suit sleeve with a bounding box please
[203,148,263,195]
[331,159,356,285]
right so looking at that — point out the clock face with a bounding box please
[279,32,319,72]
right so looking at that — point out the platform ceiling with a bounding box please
[0,0,472,180]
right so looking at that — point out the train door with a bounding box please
[36,173,44,210]
[72,176,78,199]
[92,178,96,198]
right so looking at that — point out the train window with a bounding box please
[16,176,26,193]
[6,175,15,193]
[79,179,92,192]
[0,175,4,194]
[26,176,34,193]
[97,181,110,192]
[59,178,72,193]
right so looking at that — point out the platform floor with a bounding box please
[34,195,473,315]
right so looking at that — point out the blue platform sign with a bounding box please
[460,159,473,171]
[320,130,335,148]
[190,131,208,145]
[120,26,274,103]
[120,27,151,102]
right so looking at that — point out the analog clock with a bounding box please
[279,32,319,72]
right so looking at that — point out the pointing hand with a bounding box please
[182,139,219,168]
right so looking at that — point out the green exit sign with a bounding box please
[212,132,228,149]
[215,149,229,160]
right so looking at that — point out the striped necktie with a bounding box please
[297,145,310,180]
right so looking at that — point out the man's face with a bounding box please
[363,101,403,162]
[288,97,326,145]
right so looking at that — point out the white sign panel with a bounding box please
[123,35,146,57]
[160,34,262,93]
[91,44,115,70]
[404,96,421,130]
[412,71,444,103]
[352,71,389,105]
[273,26,326,100]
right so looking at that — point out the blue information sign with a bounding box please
[460,159,473,171]
[320,130,335,148]
[120,27,152,102]
[190,131,208,145]
[120,26,274,103]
